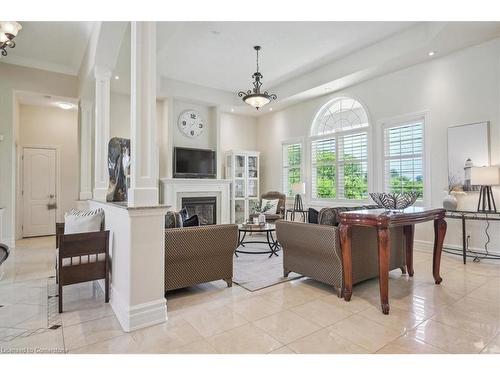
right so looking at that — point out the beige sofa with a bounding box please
[164,224,238,292]
[275,206,406,296]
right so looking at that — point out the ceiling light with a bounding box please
[114,75,119,80]
[0,21,22,57]
[238,46,277,110]
[231,108,234,112]
[269,107,273,111]
[57,102,73,110]
[428,51,436,57]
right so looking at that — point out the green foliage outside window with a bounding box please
[389,170,423,198]
[314,151,368,199]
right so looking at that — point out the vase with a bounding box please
[443,194,458,210]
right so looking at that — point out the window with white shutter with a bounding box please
[383,118,424,199]
[282,142,302,197]
[310,97,369,200]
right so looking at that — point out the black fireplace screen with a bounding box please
[181,196,217,225]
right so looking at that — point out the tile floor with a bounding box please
[1,236,500,354]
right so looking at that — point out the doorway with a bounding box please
[22,147,57,237]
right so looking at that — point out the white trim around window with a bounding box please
[281,137,304,198]
[377,111,431,207]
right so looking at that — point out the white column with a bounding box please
[93,66,111,201]
[79,100,93,200]
[128,21,159,207]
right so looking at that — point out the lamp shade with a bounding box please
[291,182,306,195]
[471,166,500,186]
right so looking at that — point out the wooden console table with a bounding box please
[339,207,447,315]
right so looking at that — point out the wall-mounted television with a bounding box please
[173,147,217,179]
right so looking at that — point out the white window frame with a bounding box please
[281,138,304,199]
[309,97,372,205]
[378,111,431,207]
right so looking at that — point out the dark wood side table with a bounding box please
[339,207,447,315]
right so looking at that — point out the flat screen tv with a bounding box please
[173,147,217,178]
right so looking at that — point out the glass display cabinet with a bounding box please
[225,150,261,224]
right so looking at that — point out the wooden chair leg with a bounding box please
[105,274,110,303]
[58,282,63,313]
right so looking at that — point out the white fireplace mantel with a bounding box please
[160,178,231,224]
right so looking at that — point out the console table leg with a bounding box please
[339,224,352,302]
[403,225,414,277]
[461,216,467,265]
[433,218,447,284]
[377,227,390,315]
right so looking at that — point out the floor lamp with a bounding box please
[471,166,500,213]
[291,182,306,211]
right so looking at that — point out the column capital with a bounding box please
[94,65,112,80]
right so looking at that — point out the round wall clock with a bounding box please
[178,110,204,138]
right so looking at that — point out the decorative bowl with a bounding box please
[369,192,419,210]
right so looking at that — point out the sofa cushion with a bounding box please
[165,211,184,228]
[64,208,104,234]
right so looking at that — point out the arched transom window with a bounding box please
[310,97,370,200]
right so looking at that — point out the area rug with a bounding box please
[232,238,303,292]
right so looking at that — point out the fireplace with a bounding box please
[181,196,217,225]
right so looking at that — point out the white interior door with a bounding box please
[22,147,56,237]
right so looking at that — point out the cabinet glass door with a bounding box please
[235,155,245,178]
[234,199,246,224]
[234,179,245,198]
[247,179,258,198]
[248,156,258,178]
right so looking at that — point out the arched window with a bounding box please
[310,97,369,200]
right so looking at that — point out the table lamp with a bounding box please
[471,166,500,212]
[291,182,306,211]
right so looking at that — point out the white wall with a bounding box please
[110,92,131,139]
[220,113,258,154]
[19,105,79,224]
[257,37,500,253]
[0,63,78,246]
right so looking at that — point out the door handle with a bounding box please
[47,194,57,210]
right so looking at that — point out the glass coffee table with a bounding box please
[236,223,281,258]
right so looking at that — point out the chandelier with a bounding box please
[0,21,22,57]
[238,46,277,110]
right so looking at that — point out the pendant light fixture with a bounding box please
[238,46,277,110]
[0,21,22,57]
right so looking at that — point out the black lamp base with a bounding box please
[477,185,497,213]
[293,194,303,211]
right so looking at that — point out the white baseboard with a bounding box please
[95,280,168,332]
[414,240,500,255]
[109,285,167,332]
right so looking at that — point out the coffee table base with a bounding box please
[236,230,280,258]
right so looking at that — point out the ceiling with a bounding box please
[156,21,416,92]
[16,91,78,111]
[1,21,94,75]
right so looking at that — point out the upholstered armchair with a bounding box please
[249,191,286,223]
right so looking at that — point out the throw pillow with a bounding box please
[308,208,319,224]
[165,211,184,228]
[179,207,190,222]
[261,199,279,214]
[183,215,200,227]
[64,208,104,234]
